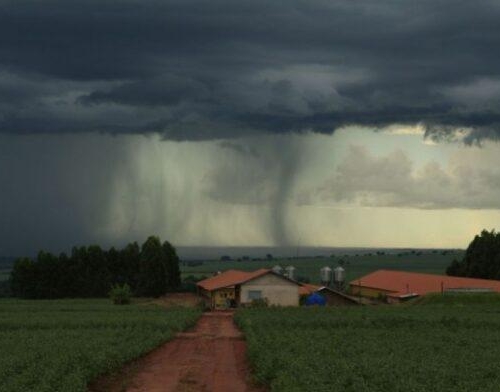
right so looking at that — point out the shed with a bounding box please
[349,269,500,303]
[316,286,362,306]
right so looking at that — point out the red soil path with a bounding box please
[90,312,264,392]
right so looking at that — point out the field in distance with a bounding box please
[0,299,200,392]
[0,250,463,285]
[236,294,500,391]
[181,250,463,284]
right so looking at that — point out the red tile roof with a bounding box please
[197,269,271,291]
[350,269,500,298]
[299,283,321,296]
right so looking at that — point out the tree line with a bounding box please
[10,236,181,299]
[447,230,500,279]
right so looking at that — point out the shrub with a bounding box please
[249,298,269,308]
[109,283,132,305]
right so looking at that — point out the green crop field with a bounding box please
[236,298,500,392]
[182,251,463,284]
[0,299,201,392]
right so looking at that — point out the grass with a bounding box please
[236,300,500,391]
[182,251,463,284]
[0,299,201,392]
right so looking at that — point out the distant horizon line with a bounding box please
[0,245,464,261]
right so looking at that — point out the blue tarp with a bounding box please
[305,292,326,306]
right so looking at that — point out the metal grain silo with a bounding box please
[320,266,332,286]
[272,265,283,275]
[285,265,296,280]
[334,266,345,284]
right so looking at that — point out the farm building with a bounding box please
[350,270,500,303]
[316,286,364,306]
[197,269,312,309]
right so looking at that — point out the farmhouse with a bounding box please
[197,269,307,309]
[350,269,500,303]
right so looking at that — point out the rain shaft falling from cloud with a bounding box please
[0,133,312,254]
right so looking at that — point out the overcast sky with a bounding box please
[1,0,500,255]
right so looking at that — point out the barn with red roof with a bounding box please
[197,269,315,309]
[350,270,500,302]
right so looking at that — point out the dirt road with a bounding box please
[90,312,263,392]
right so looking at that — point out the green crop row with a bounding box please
[235,304,500,392]
[0,299,201,392]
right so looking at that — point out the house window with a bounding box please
[248,290,262,300]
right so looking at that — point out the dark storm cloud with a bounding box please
[0,134,131,255]
[1,0,500,140]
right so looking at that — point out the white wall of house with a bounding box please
[240,273,299,306]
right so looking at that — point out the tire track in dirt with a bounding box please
[90,312,264,392]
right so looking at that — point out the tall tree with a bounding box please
[138,236,167,297]
[10,258,36,298]
[120,242,141,291]
[86,245,109,297]
[9,236,180,299]
[57,252,75,297]
[163,240,181,291]
[35,251,61,299]
[447,230,500,279]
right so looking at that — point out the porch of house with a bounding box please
[200,286,241,310]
